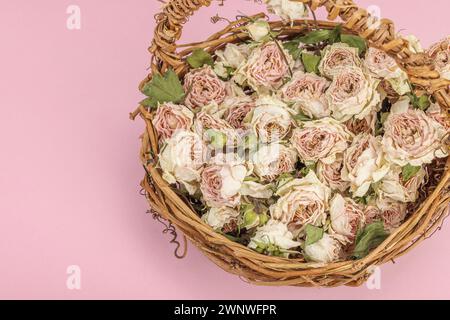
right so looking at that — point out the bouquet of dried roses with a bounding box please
[132,0,450,286]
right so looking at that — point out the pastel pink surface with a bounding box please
[0,0,449,299]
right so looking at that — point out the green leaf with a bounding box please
[301,52,321,74]
[206,129,227,148]
[353,222,389,259]
[186,48,214,69]
[299,163,316,177]
[341,34,367,54]
[140,69,185,108]
[140,97,156,107]
[283,41,302,60]
[329,25,342,43]
[402,164,421,182]
[407,92,431,111]
[293,110,313,122]
[297,29,333,44]
[305,224,324,246]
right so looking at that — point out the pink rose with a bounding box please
[280,71,331,118]
[184,66,227,109]
[319,43,361,78]
[344,112,377,135]
[364,47,403,79]
[316,154,350,192]
[325,67,380,121]
[152,103,194,140]
[290,118,352,164]
[364,206,381,225]
[377,199,407,232]
[243,41,293,91]
[383,105,448,166]
[223,97,255,130]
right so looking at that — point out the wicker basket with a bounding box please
[131,0,450,287]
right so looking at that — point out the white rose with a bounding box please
[330,194,366,241]
[159,130,206,195]
[404,35,424,54]
[248,219,301,255]
[200,153,248,208]
[382,99,448,166]
[240,180,274,199]
[326,66,381,122]
[236,42,294,92]
[376,165,426,203]
[270,171,331,234]
[342,134,390,197]
[247,19,271,42]
[304,233,343,263]
[290,117,353,165]
[251,96,293,143]
[215,43,249,69]
[252,143,298,182]
[264,0,308,22]
[202,207,240,231]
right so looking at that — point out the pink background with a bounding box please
[0,0,449,300]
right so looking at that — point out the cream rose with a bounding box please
[152,103,194,140]
[364,47,410,95]
[376,198,407,232]
[252,143,298,182]
[319,43,362,78]
[202,207,240,231]
[251,96,293,143]
[215,43,249,69]
[248,220,301,256]
[264,0,308,23]
[344,111,377,135]
[382,99,448,166]
[246,19,271,42]
[200,154,248,208]
[290,117,352,165]
[223,97,256,130]
[270,171,331,234]
[159,130,206,195]
[237,41,294,92]
[316,154,350,192]
[376,165,426,203]
[428,37,450,80]
[404,35,424,54]
[330,194,366,241]
[304,233,343,263]
[342,134,390,197]
[280,71,331,119]
[184,66,227,110]
[326,66,381,122]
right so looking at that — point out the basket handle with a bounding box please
[149,0,449,105]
